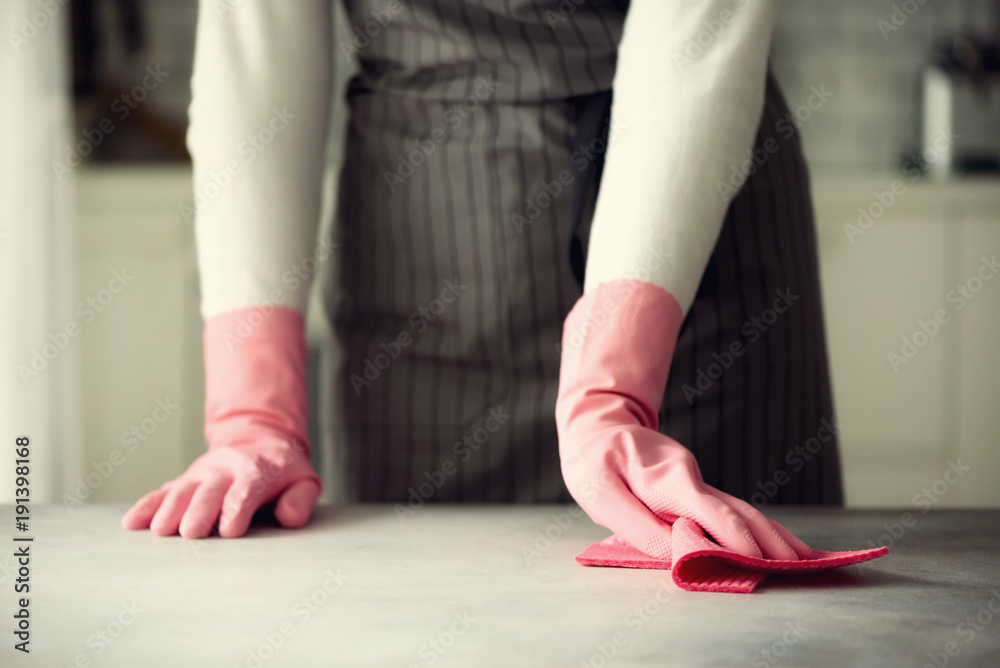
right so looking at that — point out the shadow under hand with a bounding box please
[235,503,380,538]
[760,564,934,591]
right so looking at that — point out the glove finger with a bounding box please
[706,488,799,560]
[179,477,230,539]
[769,519,814,559]
[623,440,761,558]
[121,486,171,530]
[580,473,675,562]
[656,488,763,559]
[218,474,275,538]
[150,479,200,536]
[274,478,321,528]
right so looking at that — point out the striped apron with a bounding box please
[321,0,843,507]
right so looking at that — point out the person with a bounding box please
[123,0,841,560]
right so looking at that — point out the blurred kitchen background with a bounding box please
[1,0,998,508]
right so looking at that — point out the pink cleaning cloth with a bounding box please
[576,517,889,593]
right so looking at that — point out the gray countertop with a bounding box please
[1,504,998,667]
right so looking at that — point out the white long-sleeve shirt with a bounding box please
[188,0,778,320]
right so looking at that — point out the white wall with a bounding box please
[814,175,1000,507]
[72,167,202,506]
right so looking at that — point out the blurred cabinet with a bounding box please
[74,166,335,504]
[75,166,202,502]
[814,176,1000,507]
[956,212,1000,506]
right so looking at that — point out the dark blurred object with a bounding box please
[71,0,145,95]
[932,37,1000,76]
[899,151,1000,177]
[955,154,1000,173]
[69,0,188,163]
[70,0,97,95]
[920,1,1000,180]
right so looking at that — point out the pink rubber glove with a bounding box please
[122,307,322,538]
[555,279,810,563]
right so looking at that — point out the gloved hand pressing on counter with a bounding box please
[555,279,811,563]
[122,308,322,539]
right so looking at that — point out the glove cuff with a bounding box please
[556,279,684,438]
[202,306,309,454]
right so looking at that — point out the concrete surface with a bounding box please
[1,505,998,667]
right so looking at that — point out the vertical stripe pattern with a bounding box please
[650,71,844,506]
[325,0,842,506]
